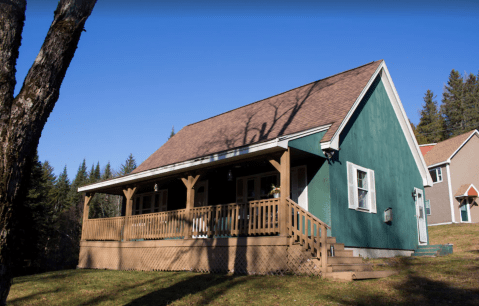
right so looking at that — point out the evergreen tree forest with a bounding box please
[414,69,479,144]
[13,153,137,276]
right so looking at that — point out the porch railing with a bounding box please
[286,198,331,271]
[82,198,280,241]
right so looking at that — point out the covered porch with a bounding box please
[79,147,331,274]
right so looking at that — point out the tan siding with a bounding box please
[450,134,479,223]
[425,165,452,224]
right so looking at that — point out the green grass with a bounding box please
[8,223,479,305]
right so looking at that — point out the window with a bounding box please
[429,167,443,183]
[133,189,168,215]
[236,172,279,203]
[425,200,431,215]
[347,162,376,213]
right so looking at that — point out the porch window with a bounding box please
[236,172,279,203]
[347,162,377,213]
[133,189,168,215]
[429,167,443,184]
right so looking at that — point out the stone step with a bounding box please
[324,270,398,281]
[329,263,373,272]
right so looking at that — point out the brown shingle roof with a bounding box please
[133,60,382,174]
[423,130,476,166]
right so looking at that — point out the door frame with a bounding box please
[415,187,428,245]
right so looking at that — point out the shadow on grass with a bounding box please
[72,272,246,306]
[12,269,104,285]
[326,257,479,306]
[125,274,246,306]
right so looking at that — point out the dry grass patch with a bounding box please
[8,223,479,305]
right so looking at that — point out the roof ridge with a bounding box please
[184,60,382,128]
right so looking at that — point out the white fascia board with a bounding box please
[427,161,450,169]
[324,60,433,187]
[448,130,479,161]
[419,143,437,147]
[78,124,331,193]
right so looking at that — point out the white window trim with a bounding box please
[429,167,443,184]
[347,162,377,214]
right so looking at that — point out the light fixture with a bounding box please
[227,170,233,181]
[154,183,158,192]
[412,189,416,200]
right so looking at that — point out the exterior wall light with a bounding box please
[154,183,158,192]
[227,170,233,181]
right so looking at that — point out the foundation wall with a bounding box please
[78,237,320,275]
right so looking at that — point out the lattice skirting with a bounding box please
[78,237,321,276]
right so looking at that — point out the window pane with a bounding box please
[437,168,442,181]
[357,170,367,189]
[142,195,151,213]
[429,169,437,183]
[154,194,160,212]
[358,189,368,208]
[236,179,243,198]
[247,179,255,200]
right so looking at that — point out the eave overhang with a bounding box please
[78,124,331,193]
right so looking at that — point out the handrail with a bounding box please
[82,199,280,241]
[286,198,329,273]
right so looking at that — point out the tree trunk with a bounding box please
[0,1,96,304]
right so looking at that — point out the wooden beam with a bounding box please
[269,158,281,172]
[280,148,290,236]
[123,187,137,217]
[183,174,201,238]
[81,192,95,241]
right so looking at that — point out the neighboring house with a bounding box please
[421,130,479,225]
[77,60,432,279]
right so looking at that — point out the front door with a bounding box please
[415,188,427,244]
[460,199,470,222]
[291,166,308,211]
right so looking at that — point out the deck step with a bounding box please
[329,263,373,272]
[327,243,344,251]
[324,270,398,281]
[328,256,363,265]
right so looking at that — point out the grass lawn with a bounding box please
[8,223,479,305]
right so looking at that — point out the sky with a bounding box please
[14,0,479,180]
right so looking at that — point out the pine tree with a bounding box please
[169,126,175,139]
[463,72,479,132]
[441,69,466,138]
[416,90,443,144]
[101,162,113,181]
[119,153,137,176]
[53,166,70,216]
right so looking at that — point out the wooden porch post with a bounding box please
[269,148,290,237]
[181,175,200,238]
[81,193,94,241]
[280,148,290,237]
[122,187,137,241]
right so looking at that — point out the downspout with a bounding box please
[446,164,456,223]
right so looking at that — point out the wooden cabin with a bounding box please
[77,60,432,280]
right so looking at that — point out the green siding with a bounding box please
[329,76,425,250]
[289,130,327,158]
[289,133,331,227]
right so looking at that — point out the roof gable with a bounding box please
[424,130,479,167]
[133,60,382,174]
[455,184,479,198]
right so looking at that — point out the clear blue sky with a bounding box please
[14,0,479,180]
